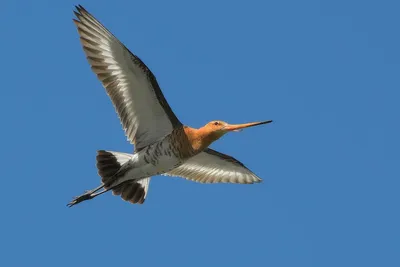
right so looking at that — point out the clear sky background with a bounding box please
[0,0,399,266]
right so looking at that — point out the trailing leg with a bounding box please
[67,184,106,207]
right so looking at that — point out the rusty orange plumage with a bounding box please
[67,6,272,207]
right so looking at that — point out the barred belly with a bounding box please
[138,139,184,176]
[115,128,196,184]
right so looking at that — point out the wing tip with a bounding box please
[254,177,263,183]
[73,5,91,22]
[74,4,86,13]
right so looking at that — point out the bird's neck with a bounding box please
[183,126,221,152]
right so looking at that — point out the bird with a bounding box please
[67,5,272,207]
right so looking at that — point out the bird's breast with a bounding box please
[168,127,198,160]
[139,128,196,167]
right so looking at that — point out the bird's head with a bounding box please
[185,119,272,152]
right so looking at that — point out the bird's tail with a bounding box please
[96,150,150,204]
[96,150,133,188]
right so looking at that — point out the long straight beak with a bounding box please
[224,120,273,132]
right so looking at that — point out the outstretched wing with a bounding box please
[164,148,262,184]
[73,5,182,151]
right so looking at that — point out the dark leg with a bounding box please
[67,184,107,207]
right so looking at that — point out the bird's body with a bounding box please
[100,127,194,188]
[68,5,272,207]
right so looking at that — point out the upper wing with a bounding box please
[73,5,182,150]
[164,148,262,184]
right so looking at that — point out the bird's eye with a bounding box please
[214,121,219,125]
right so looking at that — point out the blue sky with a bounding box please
[0,0,399,266]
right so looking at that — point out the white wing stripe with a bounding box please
[164,149,262,184]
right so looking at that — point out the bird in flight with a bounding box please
[67,5,272,207]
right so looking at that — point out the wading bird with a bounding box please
[67,5,272,207]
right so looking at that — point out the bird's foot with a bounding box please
[67,190,94,207]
